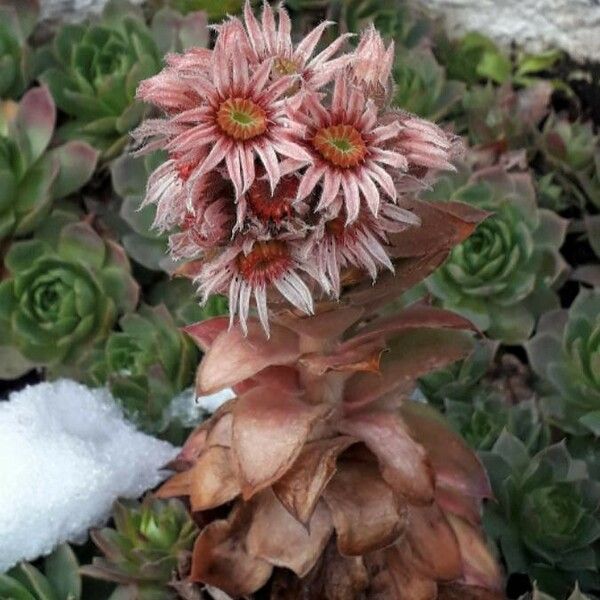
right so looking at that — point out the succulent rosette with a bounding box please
[111,150,173,271]
[37,0,209,160]
[0,219,139,377]
[0,87,98,242]
[0,544,82,600]
[526,289,600,436]
[424,164,568,344]
[82,498,198,599]
[392,48,465,121]
[418,338,498,407]
[481,432,600,597]
[86,304,199,435]
[0,0,38,99]
[133,4,504,597]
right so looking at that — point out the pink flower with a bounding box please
[194,240,317,335]
[292,74,408,224]
[135,39,311,200]
[306,197,421,296]
[239,0,352,90]
[350,25,395,104]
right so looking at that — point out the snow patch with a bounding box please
[0,379,178,572]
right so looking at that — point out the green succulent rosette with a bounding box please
[445,396,549,452]
[82,497,198,600]
[0,219,139,378]
[424,165,568,343]
[418,337,498,407]
[0,544,82,600]
[393,48,465,121]
[526,289,600,436]
[459,83,551,156]
[0,87,98,242]
[481,432,600,597]
[111,151,173,272]
[0,0,38,99]
[148,277,228,327]
[37,0,208,160]
[86,304,199,434]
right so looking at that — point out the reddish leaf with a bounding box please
[272,436,357,524]
[234,366,301,396]
[447,515,503,591]
[344,329,474,410]
[247,490,333,577]
[232,386,331,499]
[190,505,273,596]
[300,341,385,376]
[406,505,462,581]
[436,485,482,526]
[197,321,300,393]
[323,459,407,556]
[155,469,193,499]
[184,317,230,352]
[382,544,438,600]
[14,86,56,162]
[400,402,492,498]
[438,583,506,600]
[274,304,365,340]
[342,304,476,351]
[338,411,435,504]
[188,446,240,511]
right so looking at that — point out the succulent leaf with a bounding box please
[0,544,81,600]
[424,164,567,343]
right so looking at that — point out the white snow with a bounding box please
[166,387,236,428]
[0,379,178,573]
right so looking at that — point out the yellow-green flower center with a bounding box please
[217,97,267,141]
[312,125,367,168]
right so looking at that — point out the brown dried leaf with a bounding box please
[246,490,333,577]
[272,436,357,524]
[190,505,273,596]
[406,505,462,581]
[197,321,300,394]
[232,386,331,499]
[338,410,434,504]
[400,402,492,498]
[323,459,407,556]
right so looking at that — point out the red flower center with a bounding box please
[247,176,298,223]
[312,125,367,168]
[237,241,292,285]
[217,97,268,141]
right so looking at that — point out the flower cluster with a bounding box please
[134,1,457,334]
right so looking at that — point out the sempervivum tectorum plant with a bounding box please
[85,303,199,436]
[0,87,98,243]
[0,544,82,600]
[134,4,503,597]
[37,0,209,160]
[481,432,600,598]
[526,288,600,436]
[0,217,138,378]
[424,163,568,344]
[82,497,198,600]
[0,0,38,99]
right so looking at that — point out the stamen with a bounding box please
[312,125,367,168]
[217,97,268,141]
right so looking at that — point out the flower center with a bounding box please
[312,125,367,168]
[237,241,292,285]
[247,176,297,223]
[274,57,299,76]
[217,97,267,141]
